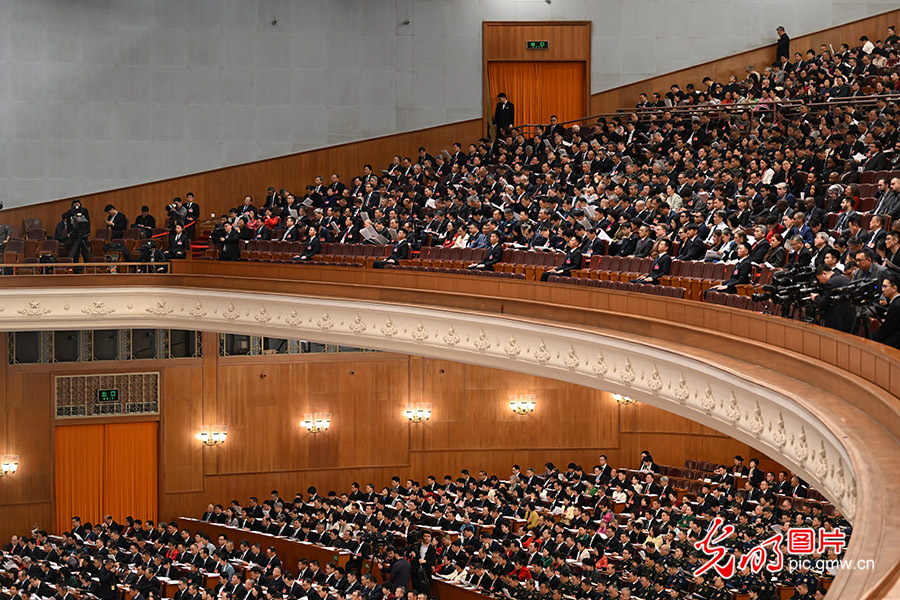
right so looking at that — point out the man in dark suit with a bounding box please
[213,222,239,261]
[775,27,790,63]
[748,227,771,264]
[387,549,411,592]
[373,228,409,269]
[633,238,672,283]
[863,142,889,171]
[866,215,887,252]
[361,574,383,600]
[633,224,654,258]
[676,224,706,261]
[239,195,256,216]
[874,274,900,349]
[292,225,322,261]
[812,266,855,333]
[468,231,505,271]
[706,242,753,295]
[104,204,129,238]
[166,224,190,259]
[279,217,300,242]
[613,221,638,257]
[97,561,119,600]
[184,193,200,239]
[493,93,515,136]
[540,235,583,281]
[787,236,812,266]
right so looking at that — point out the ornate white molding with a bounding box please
[0,286,860,522]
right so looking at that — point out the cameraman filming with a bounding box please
[874,274,900,348]
[62,199,92,262]
[811,265,855,333]
[166,197,188,231]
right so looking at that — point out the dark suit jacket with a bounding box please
[787,248,812,266]
[388,558,411,591]
[481,243,504,270]
[388,240,410,262]
[633,237,653,258]
[108,212,128,238]
[184,202,201,225]
[864,152,889,172]
[676,236,706,261]
[648,254,672,281]
[494,101,515,131]
[723,258,753,291]
[558,249,583,273]
[219,230,241,260]
[169,233,190,254]
[616,234,638,257]
[867,229,886,251]
[748,239,770,264]
[301,237,321,258]
[280,226,299,242]
[874,295,900,348]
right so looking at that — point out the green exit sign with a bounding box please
[527,41,549,50]
[97,389,119,403]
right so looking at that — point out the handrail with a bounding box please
[0,261,171,274]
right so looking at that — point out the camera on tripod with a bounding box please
[751,264,819,310]
[820,278,881,307]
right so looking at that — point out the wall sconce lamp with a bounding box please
[613,394,637,405]
[404,402,432,423]
[302,412,332,433]
[509,394,536,415]
[197,426,228,446]
[0,455,19,477]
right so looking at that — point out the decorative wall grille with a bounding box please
[55,373,160,418]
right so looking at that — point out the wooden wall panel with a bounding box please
[590,9,900,115]
[618,401,726,436]
[0,119,481,239]
[0,341,779,538]
[4,371,52,506]
[159,365,204,494]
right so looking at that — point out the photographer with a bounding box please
[138,242,168,273]
[62,199,92,263]
[874,274,900,349]
[811,266,855,333]
[166,197,188,230]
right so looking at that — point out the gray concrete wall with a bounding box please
[0,0,893,207]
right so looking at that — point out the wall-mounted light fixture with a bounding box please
[404,402,432,423]
[197,426,228,446]
[509,394,536,415]
[613,394,637,405]
[0,455,19,477]
[301,412,332,433]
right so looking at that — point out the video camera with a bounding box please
[751,264,820,315]
[138,241,158,262]
[65,209,91,238]
[820,278,881,308]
